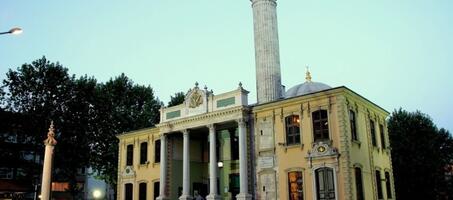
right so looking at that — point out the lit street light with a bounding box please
[0,27,23,35]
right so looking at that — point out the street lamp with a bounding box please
[93,189,102,199]
[0,27,23,35]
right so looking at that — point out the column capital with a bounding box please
[207,124,216,131]
[237,118,247,126]
[182,129,190,136]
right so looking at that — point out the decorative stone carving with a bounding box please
[122,166,135,177]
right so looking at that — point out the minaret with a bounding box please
[251,0,283,104]
[40,121,57,200]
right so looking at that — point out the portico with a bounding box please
[156,83,252,200]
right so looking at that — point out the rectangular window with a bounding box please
[140,142,148,164]
[285,115,301,145]
[376,170,383,199]
[379,124,386,149]
[154,140,161,163]
[126,144,133,166]
[0,168,13,179]
[288,171,303,200]
[355,168,364,200]
[370,120,377,147]
[153,182,160,200]
[349,110,358,141]
[125,183,133,200]
[139,182,147,200]
[231,130,239,160]
[312,110,329,142]
[385,172,392,199]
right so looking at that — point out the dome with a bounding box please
[284,68,331,98]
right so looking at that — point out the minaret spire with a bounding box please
[252,0,283,104]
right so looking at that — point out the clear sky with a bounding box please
[1,0,452,132]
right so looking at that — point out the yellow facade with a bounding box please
[116,86,395,200]
[253,87,395,200]
[117,127,161,200]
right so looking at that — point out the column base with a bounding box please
[179,194,193,200]
[156,196,169,200]
[206,194,221,200]
[236,193,252,200]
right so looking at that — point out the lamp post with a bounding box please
[0,27,23,35]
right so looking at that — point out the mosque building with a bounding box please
[116,0,395,200]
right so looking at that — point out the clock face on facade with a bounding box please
[189,91,203,108]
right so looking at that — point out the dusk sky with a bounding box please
[1,0,452,132]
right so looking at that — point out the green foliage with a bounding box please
[168,92,185,107]
[388,108,453,200]
[89,73,162,187]
[1,57,162,198]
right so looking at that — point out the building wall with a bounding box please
[117,127,161,200]
[253,87,395,200]
[116,88,395,200]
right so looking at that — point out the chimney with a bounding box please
[251,0,283,104]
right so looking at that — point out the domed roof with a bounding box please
[285,68,331,98]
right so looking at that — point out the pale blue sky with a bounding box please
[1,0,452,131]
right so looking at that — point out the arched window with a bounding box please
[139,182,147,200]
[288,171,303,200]
[385,172,392,199]
[125,183,133,200]
[375,170,383,199]
[315,167,335,200]
[355,167,364,200]
[285,115,301,145]
[312,110,329,142]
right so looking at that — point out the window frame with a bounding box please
[312,110,330,142]
[349,110,358,141]
[139,182,147,200]
[126,144,134,166]
[354,167,364,200]
[379,124,386,149]
[385,171,393,199]
[154,140,161,163]
[140,142,148,165]
[375,170,383,199]
[287,170,304,200]
[370,120,377,147]
[124,183,133,200]
[285,115,301,146]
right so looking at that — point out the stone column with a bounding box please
[206,125,220,200]
[157,134,169,200]
[251,0,283,104]
[179,130,192,200]
[236,119,252,200]
[40,122,57,200]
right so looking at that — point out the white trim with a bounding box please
[311,165,339,200]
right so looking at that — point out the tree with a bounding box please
[89,73,161,190]
[0,56,97,198]
[168,92,185,107]
[388,109,453,200]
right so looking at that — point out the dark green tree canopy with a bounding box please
[388,108,453,200]
[1,57,162,198]
[168,91,185,107]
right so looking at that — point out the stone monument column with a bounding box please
[251,0,283,104]
[40,121,57,200]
